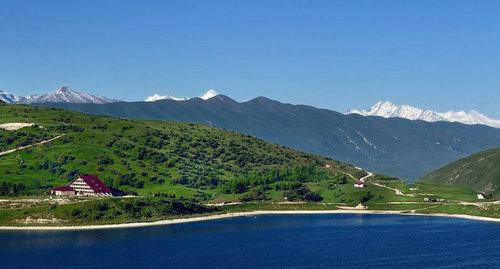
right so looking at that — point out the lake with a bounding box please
[1,214,499,268]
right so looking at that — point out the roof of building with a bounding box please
[52,185,75,192]
[354,181,364,185]
[76,175,112,194]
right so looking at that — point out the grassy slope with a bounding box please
[0,104,364,198]
[421,147,500,198]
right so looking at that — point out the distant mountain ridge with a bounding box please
[0,90,38,104]
[0,87,119,104]
[145,89,219,102]
[348,101,500,129]
[34,95,500,180]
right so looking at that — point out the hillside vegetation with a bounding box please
[37,96,500,180]
[0,104,364,199]
[2,104,499,226]
[421,147,500,198]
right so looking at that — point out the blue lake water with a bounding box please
[1,214,500,268]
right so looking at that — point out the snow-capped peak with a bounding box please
[347,101,500,129]
[200,89,219,100]
[0,90,39,104]
[0,90,18,104]
[144,89,220,102]
[145,93,186,102]
[24,86,118,104]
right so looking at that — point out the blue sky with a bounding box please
[1,1,499,116]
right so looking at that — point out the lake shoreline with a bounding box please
[1,209,499,231]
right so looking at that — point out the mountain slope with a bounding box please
[0,104,364,197]
[421,147,500,198]
[0,90,38,104]
[0,91,18,103]
[23,87,118,104]
[34,96,500,180]
[348,101,500,129]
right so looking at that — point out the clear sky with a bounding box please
[1,1,499,116]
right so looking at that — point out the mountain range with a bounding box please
[348,101,500,129]
[33,94,500,180]
[145,89,219,102]
[0,91,38,104]
[0,87,118,104]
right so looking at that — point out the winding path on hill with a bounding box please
[358,172,374,182]
[340,170,374,182]
[371,182,414,197]
[0,134,65,157]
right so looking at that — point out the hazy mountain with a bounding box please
[348,101,500,129]
[34,95,500,180]
[421,147,500,198]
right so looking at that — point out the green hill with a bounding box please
[421,147,500,198]
[0,104,365,199]
[37,96,500,180]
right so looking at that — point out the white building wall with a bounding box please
[69,178,96,196]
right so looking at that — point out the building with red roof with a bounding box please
[353,180,365,188]
[51,175,113,197]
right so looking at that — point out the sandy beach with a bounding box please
[1,210,499,231]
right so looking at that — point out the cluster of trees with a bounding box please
[112,173,145,189]
[357,191,375,204]
[38,155,75,175]
[217,166,332,194]
[282,184,323,202]
[97,155,114,165]
[0,127,52,151]
[0,181,30,196]
[137,147,168,163]
[48,124,84,133]
[66,197,217,221]
[173,166,220,188]
[240,188,267,201]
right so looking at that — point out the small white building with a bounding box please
[354,181,365,188]
[477,193,485,200]
[51,186,76,196]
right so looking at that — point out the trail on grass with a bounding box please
[0,134,65,157]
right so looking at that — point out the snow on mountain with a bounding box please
[16,94,39,103]
[200,89,219,100]
[24,87,119,104]
[347,101,500,129]
[145,94,186,102]
[0,90,18,104]
[0,90,39,104]
[145,89,220,102]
